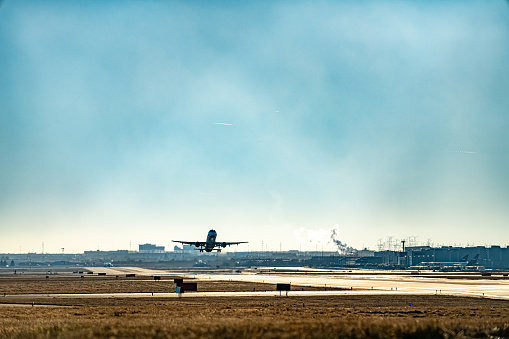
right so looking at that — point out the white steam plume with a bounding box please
[329,225,356,254]
[295,224,356,254]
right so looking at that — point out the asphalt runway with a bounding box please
[85,266,170,276]
[2,267,506,301]
[189,272,509,300]
[0,289,492,301]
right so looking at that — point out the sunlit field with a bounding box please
[1,273,509,338]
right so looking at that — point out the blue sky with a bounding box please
[1,1,509,253]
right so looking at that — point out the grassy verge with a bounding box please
[1,295,508,338]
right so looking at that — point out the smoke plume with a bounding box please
[295,224,357,254]
[329,225,356,255]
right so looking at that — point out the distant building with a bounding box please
[182,244,195,253]
[173,245,196,252]
[355,249,375,257]
[139,244,165,253]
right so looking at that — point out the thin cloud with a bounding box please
[0,1,507,253]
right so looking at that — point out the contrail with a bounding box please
[448,150,477,154]
[212,123,233,126]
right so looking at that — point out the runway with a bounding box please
[3,267,507,301]
[84,266,170,276]
[188,272,509,300]
[0,289,488,301]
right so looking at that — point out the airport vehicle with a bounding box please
[172,229,247,252]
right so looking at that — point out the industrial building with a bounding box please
[2,245,509,270]
[138,244,165,253]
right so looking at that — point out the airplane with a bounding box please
[172,229,247,252]
[411,254,482,271]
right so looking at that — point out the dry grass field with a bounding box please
[1,273,509,338]
[0,275,344,295]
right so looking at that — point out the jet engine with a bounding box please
[221,242,227,248]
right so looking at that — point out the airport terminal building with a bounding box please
[2,245,509,271]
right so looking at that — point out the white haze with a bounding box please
[0,1,508,253]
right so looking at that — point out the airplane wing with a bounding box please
[172,241,207,247]
[215,242,248,247]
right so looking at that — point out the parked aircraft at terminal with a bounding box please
[172,229,247,252]
[411,254,481,271]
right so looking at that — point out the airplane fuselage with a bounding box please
[204,230,217,252]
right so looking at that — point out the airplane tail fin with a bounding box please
[467,254,480,266]
[461,254,469,262]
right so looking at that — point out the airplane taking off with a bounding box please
[172,229,247,252]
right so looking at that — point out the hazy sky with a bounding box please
[1,1,509,253]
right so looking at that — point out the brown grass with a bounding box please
[1,295,509,338]
[0,276,343,294]
[1,275,509,338]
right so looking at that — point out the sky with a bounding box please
[1,1,509,254]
